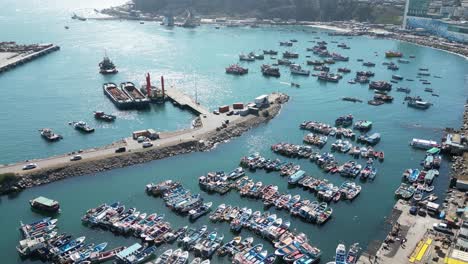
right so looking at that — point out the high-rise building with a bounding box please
[407,0,430,16]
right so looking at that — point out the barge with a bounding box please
[29,196,60,213]
[120,82,150,109]
[103,82,133,109]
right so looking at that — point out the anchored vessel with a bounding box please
[73,121,94,133]
[39,128,62,142]
[94,111,116,122]
[99,55,118,74]
[29,196,60,213]
[103,82,133,109]
[120,82,150,109]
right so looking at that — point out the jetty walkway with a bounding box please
[165,88,210,116]
[0,92,286,178]
[0,44,60,74]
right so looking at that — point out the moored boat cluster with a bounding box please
[210,204,322,264]
[16,217,125,263]
[81,202,178,245]
[395,147,442,202]
[146,181,212,219]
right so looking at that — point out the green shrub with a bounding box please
[0,173,17,184]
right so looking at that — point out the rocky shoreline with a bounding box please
[0,94,289,195]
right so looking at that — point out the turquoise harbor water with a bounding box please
[1,0,468,263]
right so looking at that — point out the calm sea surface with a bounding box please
[0,0,467,263]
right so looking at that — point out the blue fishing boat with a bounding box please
[408,169,420,183]
[51,236,85,255]
[288,170,306,184]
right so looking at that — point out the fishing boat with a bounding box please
[335,114,353,127]
[387,63,399,70]
[280,41,293,46]
[354,120,372,131]
[410,138,439,149]
[283,51,299,58]
[398,59,410,63]
[290,65,310,76]
[94,111,116,122]
[392,74,403,80]
[363,61,375,67]
[346,243,360,264]
[261,64,280,77]
[154,249,172,264]
[396,87,411,93]
[288,170,306,184]
[357,133,381,145]
[174,251,189,264]
[189,202,213,220]
[317,72,341,82]
[338,67,351,73]
[385,51,403,58]
[263,50,278,55]
[226,64,248,75]
[369,81,392,91]
[407,98,431,110]
[16,236,48,256]
[239,54,255,61]
[73,121,94,133]
[89,246,126,263]
[39,128,62,141]
[331,243,347,264]
[394,183,415,199]
[50,236,86,256]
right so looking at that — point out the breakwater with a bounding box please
[0,93,288,195]
[0,42,60,74]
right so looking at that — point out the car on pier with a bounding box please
[142,142,153,148]
[115,147,126,153]
[70,155,82,161]
[22,163,37,170]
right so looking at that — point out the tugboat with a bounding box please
[39,128,62,141]
[73,121,95,133]
[99,55,118,74]
[94,111,116,122]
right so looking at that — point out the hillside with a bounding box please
[132,0,403,23]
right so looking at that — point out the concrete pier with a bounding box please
[357,200,442,264]
[0,44,60,74]
[164,88,210,116]
[0,93,288,179]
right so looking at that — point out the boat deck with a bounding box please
[165,88,210,116]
